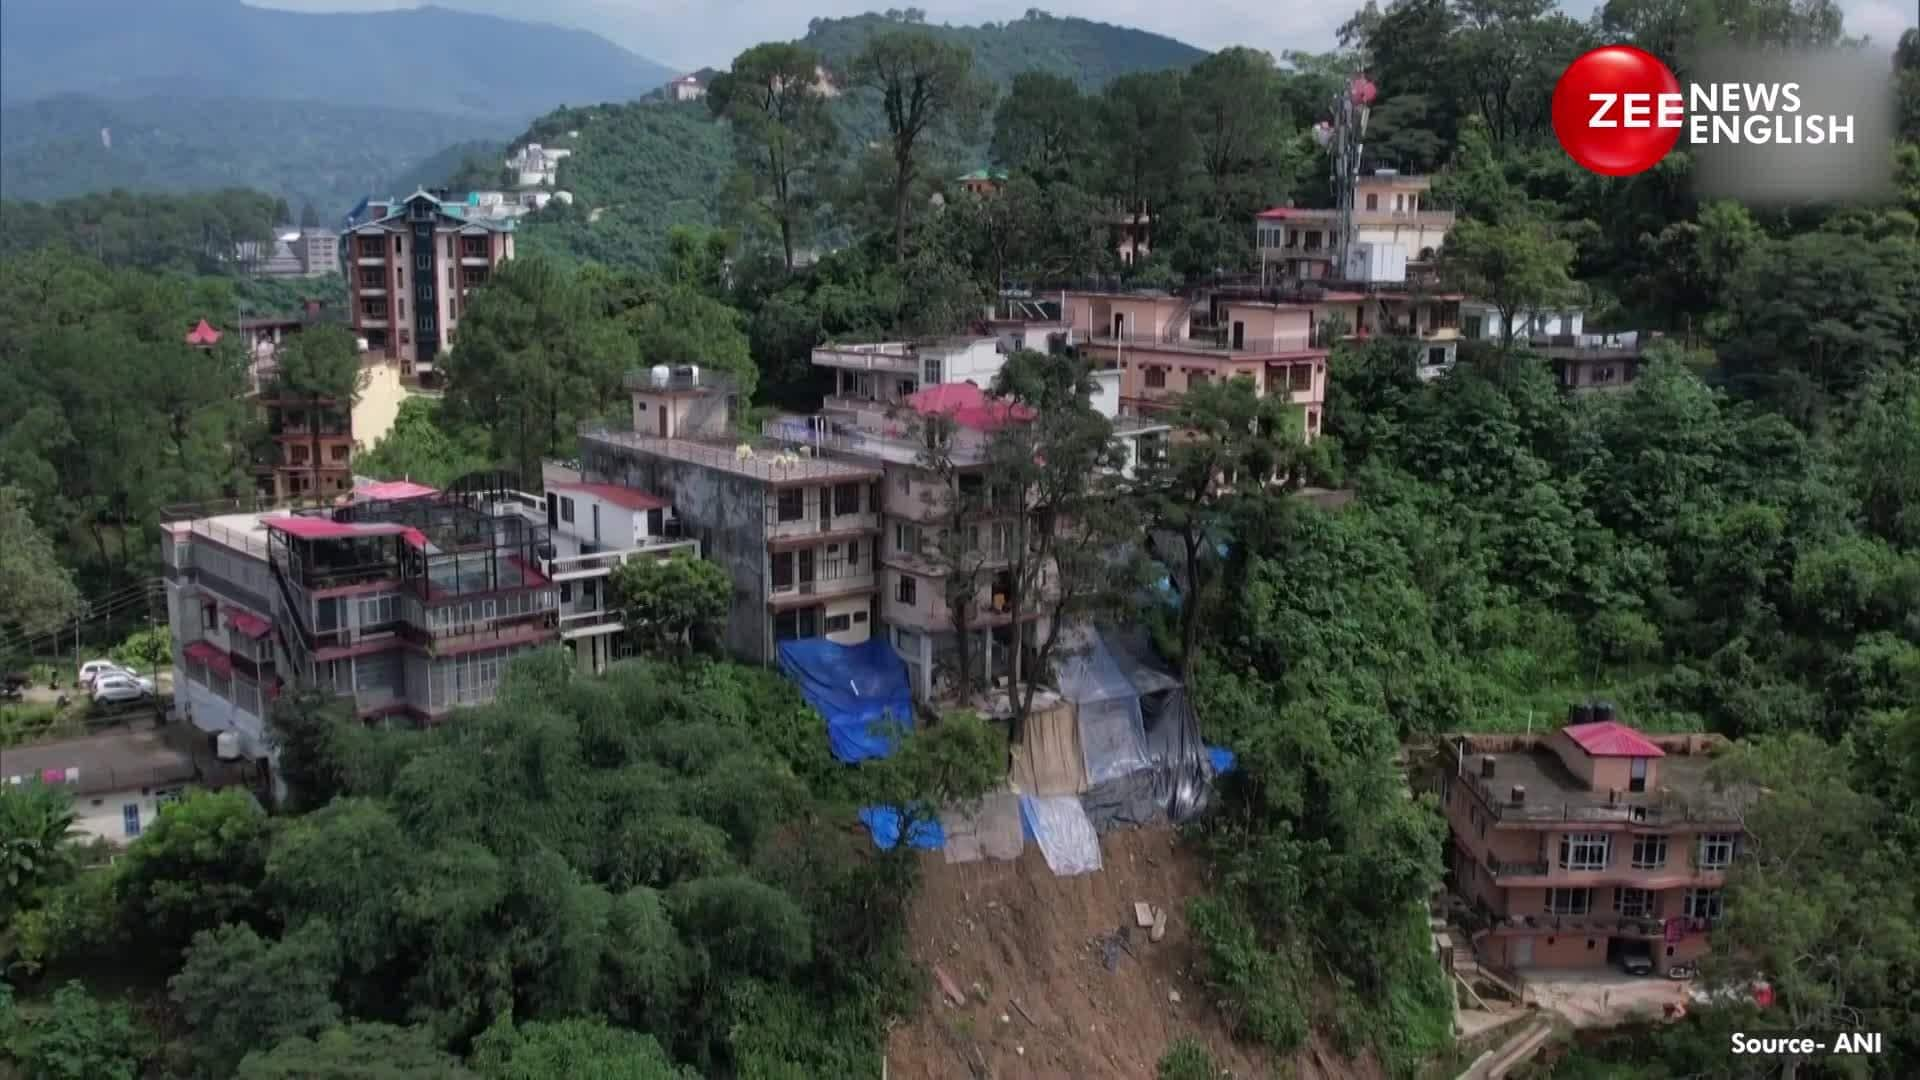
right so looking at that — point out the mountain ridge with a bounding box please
[0,0,673,119]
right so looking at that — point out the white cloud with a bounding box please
[255,0,1916,72]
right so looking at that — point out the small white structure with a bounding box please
[2,728,202,845]
[506,143,573,187]
[668,74,707,102]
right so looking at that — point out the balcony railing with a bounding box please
[811,343,921,373]
[1459,769,1741,826]
[1486,858,1551,879]
[546,537,699,577]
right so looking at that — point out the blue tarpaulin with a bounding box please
[777,637,916,763]
[1208,746,1236,775]
[859,806,944,851]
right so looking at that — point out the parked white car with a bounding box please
[91,673,155,704]
[79,659,132,689]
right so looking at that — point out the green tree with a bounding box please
[7,981,142,1080]
[1183,47,1300,229]
[857,709,1005,850]
[708,43,837,272]
[1134,376,1293,683]
[990,71,1089,185]
[469,1017,695,1079]
[607,554,731,656]
[272,325,364,500]
[0,485,81,638]
[986,351,1141,740]
[299,202,320,229]
[442,255,629,484]
[1706,734,1920,1067]
[847,29,992,260]
[354,397,491,490]
[0,781,79,922]
[113,787,273,956]
[1095,70,1192,222]
[237,1024,473,1079]
[1441,216,1577,351]
[171,922,344,1077]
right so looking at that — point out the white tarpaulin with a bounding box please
[1020,794,1102,877]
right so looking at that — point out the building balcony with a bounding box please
[811,343,921,374]
[768,571,878,610]
[461,256,491,267]
[357,317,389,330]
[356,255,388,266]
[545,537,699,580]
[356,286,387,297]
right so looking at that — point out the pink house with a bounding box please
[1063,291,1331,441]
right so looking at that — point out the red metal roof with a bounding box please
[906,382,1035,432]
[182,640,233,677]
[185,319,223,345]
[224,609,271,639]
[547,481,669,512]
[353,479,438,501]
[263,516,410,541]
[1562,721,1665,758]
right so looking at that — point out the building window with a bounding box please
[358,268,384,288]
[834,483,861,517]
[201,602,217,631]
[1559,832,1610,871]
[360,299,388,318]
[893,625,921,654]
[1144,366,1166,389]
[771,551,795,591]
[1630,834,1667,869]
[847,541,861,567]
[825,613,852,633]
[893,522,919,557]
[358,594,398,628]
[1189,371,1209,388]
[1365,193,1379,210]
[854,610,869,623]
[419,314,435,332]
[123,804,142,838]
[1545,887,1591,916]
[1614,887,1653,918]
[776,489,804,522]
[1698,833,1736,870]
[1464,315,1483,339]
[896,574,917,607]
[1683,888,1724,920]
[1290,364,1312,392]
[330,444,349,462]
[559,497,575,524]
[416,254,431,270]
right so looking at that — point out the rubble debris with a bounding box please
[935,965,966,1006]
[1150,906,1168,943]
[1134,901,1155,927]
[1168,989,1182,1004]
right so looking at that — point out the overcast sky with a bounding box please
[257,1,1916,73]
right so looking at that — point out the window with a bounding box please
[1631,834,1668,869]
[559,497,575,524]
[1189,371,1210,387]
[418,314,435,332]
[1630,757,1649,792]
[1428,347,1449,367]
[398,297,405,318]
[1290,364,1312,392]
[1559,832,1610,871]
[358,594,398,628]
[895,574,917,607]
[1365,193,1378,210]
[892,625,921,654]
[776,489,804,522]
[924,356,944,384]
[896,470,911,494]
[330,444,349,462]
[1464,315,1483,339]
[1698,833,1736,870]
[416,254,431,270]
[853,610,869,623]
[1683,888,1724,920]
[1144,366,1166,389]
[420,284,434,301]
[1614,887,1653,918]
[359,299,388,318]
[123,804,142,838]
[771,551,795,591]
[893,522,919,557]
[834,483,861,517]
[358,268,384,288]
[1545,887,1591,915]
[201,602,218,631]
[847,541,861,567]
[825,613,852,633]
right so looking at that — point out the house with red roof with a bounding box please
[1433,706,1744,977]
[185,319,223,347]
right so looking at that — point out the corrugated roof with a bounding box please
[264,517,410,541]
[548,481,670,512]
[1562,721,1666,758]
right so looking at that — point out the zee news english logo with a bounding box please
[1552,45,1858,178]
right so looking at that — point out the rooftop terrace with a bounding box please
[581,428,882,485]
[1441,731,1741,827]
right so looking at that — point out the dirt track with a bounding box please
[885,825,1384,1080]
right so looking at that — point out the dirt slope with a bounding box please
[886,826,1385,1080]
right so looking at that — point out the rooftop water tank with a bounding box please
[649,365,670,387]
[215,730,241,761]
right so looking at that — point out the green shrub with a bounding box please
[1157,1036,1218,1080]
[1186,896,1308,1051]
[10,981,143,1080]
[108,628,171,672]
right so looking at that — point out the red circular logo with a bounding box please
[1551,46,1683,177]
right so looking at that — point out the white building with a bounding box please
[540,479,702,674]
[506,143,573,187]
[3,728,212,845]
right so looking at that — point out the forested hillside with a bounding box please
[0,0,671,117]
[495,9,1213,269]
[0,95,514,218]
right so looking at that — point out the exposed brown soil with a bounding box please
[886,825,1386,1080]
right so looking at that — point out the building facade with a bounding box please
[579,369,885,665]
[0,727,252,846]
[1062,291,1332,440]
[1436,715,1742,976]
[1255,171,1456,282]
[541,478,702,674]
[341,190,515,375]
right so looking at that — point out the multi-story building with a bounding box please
[506,143,573,186]
[540,478,701,673]
[163,478,571,735]
[579,368,885,664]
[1255,171,1456,282]
[757,337,1166,697]
[1456,303,1652,392]
[1435,711,1742,976]
[340,189,515,378]
[1062,291,1332,441]
[254,378,354,502]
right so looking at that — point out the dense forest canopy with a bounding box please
[3,4,1920,1079]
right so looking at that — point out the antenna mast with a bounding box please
[1319,73,1376,282]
